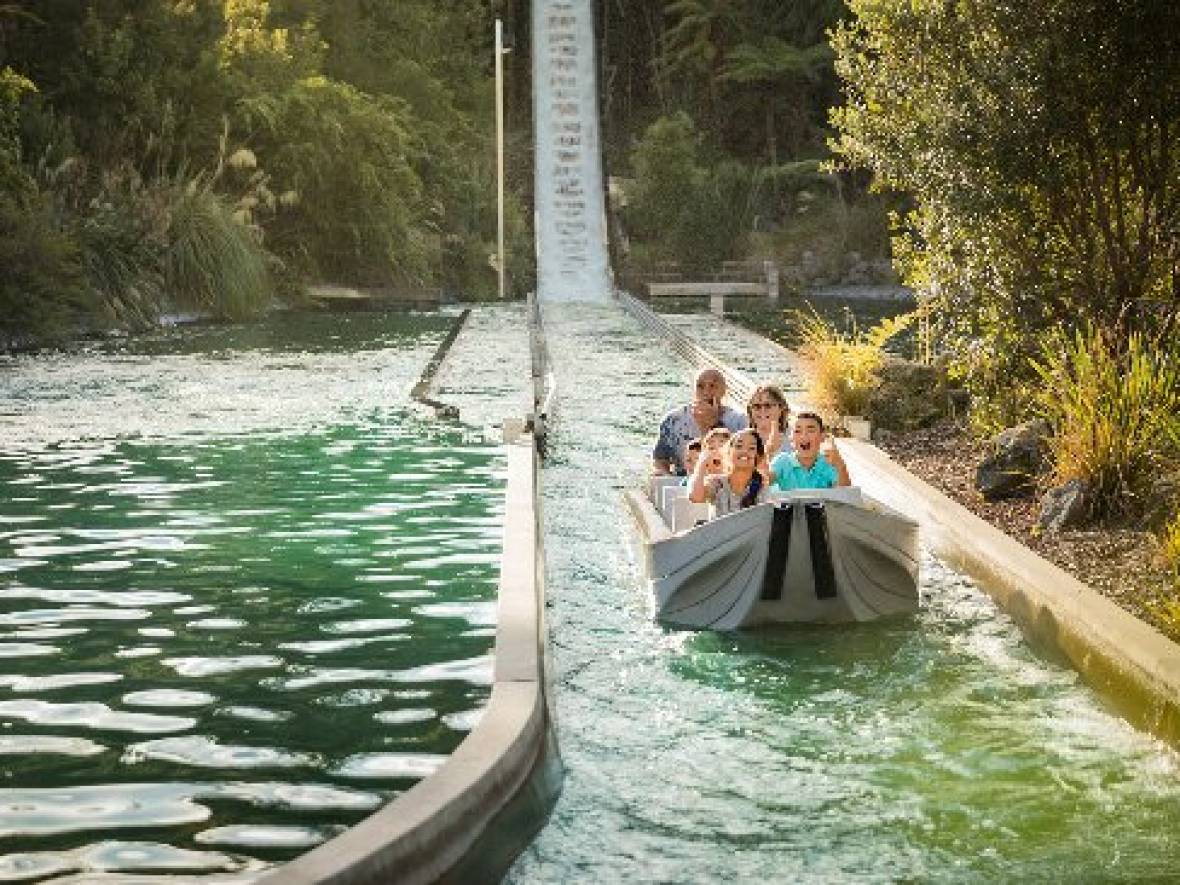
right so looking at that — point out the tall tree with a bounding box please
[833,0,1180,412]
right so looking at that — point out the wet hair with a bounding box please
[745,384,790,431]
[795,411,825,431]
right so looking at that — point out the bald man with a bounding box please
[651,368,748,475]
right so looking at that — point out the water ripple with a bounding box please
[0,841,250,880]
[332,752,447,780]
[195,824,338,850]
[0,672,121,692]
[122,690,217,708]
[0,735,106,756]
[0,310,510,868]
[124,736,317,770]
[0,700,194,734]
[322,618,412,634]
[161,656,284,677]
[0,607,150,626]
[0,643,58,658]
[0,781,381,838]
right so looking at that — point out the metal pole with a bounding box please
[495,18,506,300]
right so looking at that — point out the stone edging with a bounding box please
[841,438,1180,747]
[259,437,559,883]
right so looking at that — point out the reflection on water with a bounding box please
[508,302,1180,883]
[0,310,519,878]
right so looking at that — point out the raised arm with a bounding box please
[688,457,712,504]
[824,437,852,487]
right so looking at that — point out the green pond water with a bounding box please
[0,312,505,880]
[508,302,1180,883]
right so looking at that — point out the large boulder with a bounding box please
[1039,478,1092,532]
[974,419,1051,500]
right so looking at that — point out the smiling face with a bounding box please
[728,429,762,472]
[747,385,788,431]
[791,416,825,462]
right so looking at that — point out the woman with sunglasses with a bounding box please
[745,384,791,475]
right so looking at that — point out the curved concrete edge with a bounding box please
[410,308,471,418]
[840,438,1180,747]
[261,437,560,884]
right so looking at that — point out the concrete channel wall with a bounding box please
[260,436,560,884]
[842,439,1180,748]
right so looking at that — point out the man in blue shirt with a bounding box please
[768,411,851,490]
[651,368,748,475]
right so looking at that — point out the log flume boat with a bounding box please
[625,478,920,630]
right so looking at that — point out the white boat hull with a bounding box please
[625,487,920,630]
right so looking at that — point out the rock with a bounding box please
[974,419,1051,500]
[1140,474,1180,530]
[841,259,872,285]
[868,358,947,431]
[1039,478,1092,532]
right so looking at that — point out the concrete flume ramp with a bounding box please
[532,0,612,302]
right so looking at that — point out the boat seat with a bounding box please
[766,486,865,507]
[660,482,688,518]
[649,475,682,506]
[671,498,712,533]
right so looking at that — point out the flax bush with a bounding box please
[1031,326,1180,519]
[792,305,916,418]
[163,179,273,320]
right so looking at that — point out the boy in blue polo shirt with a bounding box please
[768,412,851,490]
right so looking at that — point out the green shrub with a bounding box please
[673,159,754,273]
[237,77,431,286]
[0,189,89,343]
[71,171,168,330]
[750,159,831,227]
[163,180,273,320]
[625,114,754,272]
[1032,325,1180,519]
[625,112,698,243]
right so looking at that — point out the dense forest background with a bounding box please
[1,0,870,346]
[3,0,1178,433]
[1,0,531,344]
[592,0,880,283]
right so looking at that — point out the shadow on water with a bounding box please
[645,291,918,356]
[109,309,461,358]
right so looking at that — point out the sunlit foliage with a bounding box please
[832,0,1180,427]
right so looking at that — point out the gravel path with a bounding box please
[876,420,1178,640]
